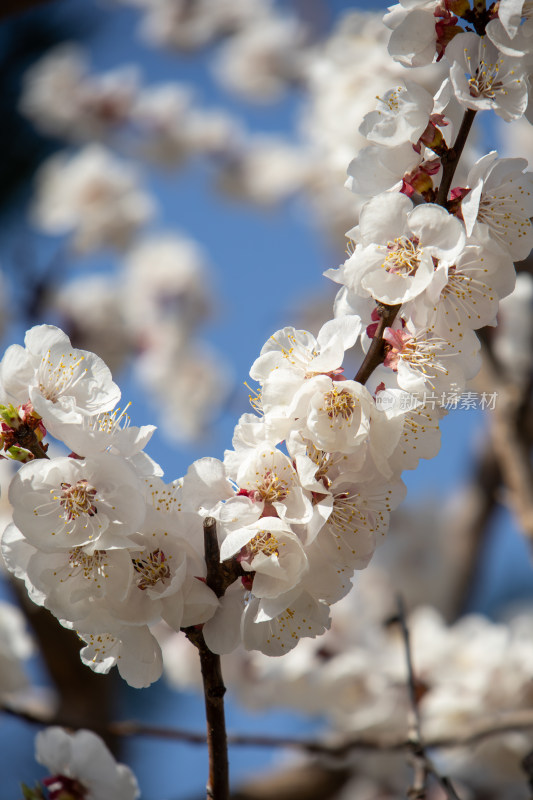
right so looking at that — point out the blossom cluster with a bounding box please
[230,599,533,798]
[30,141,231,442]
[18,9,439,227]
[0,0,532,691]
[16,1,532,458]
[158,490,533,797]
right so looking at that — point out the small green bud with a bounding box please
[0,404,21,430]
[6,445,33,463]
[20,782,46,800]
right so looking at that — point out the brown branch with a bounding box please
[354,303,401,385]
[196,634,230,800]
[435,109,477,207]
[183,517,231,800]
[16,428,49,460]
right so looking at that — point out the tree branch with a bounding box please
[6,702,533,755]
[436,109,476,208]
[477,342,533,540]
[183,517,231,800]
[395,596,462,800]
[354,303,400,385]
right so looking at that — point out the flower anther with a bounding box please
[38,350,88,403]
[133,548,171,590]
[323,387,357,422]
[383,236,422,277]
[329,491,369,543]
[67,547,108,584]
[467,54,506,99]
[245,530,280,559]
[253,468,290,504]
[383,328,450,384]
[59,480,98,521]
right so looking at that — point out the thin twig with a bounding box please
[395,596,463,800]
[6,702,533,756]
[396,595,427,799]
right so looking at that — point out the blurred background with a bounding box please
[1,0,533,798]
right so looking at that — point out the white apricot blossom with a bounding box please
[1,522,133,626]
[78,625,163,688]
[447,33,529,122]
[381,325,481,394]
[241,590,331,656]
[289,375,373,454]
[384,0,445,66]
[9,454,145,552]
[107,507,218,631]
[250,316,362,387]
[224,443,313,524]
[382,390,444,472]
[220,516,308,599]
[31,144,155,251]
[56,404,156,459]
[36,727,140,800]
[326,192,465,306]
[404,244,515,340]
[486,0,533,56]
[0,324,120,441]
[345,140,423,196]
[358,81,435,146]
[461,151,533,261]
[313,474,406,571]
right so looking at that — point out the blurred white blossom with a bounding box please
[31,144,155,252]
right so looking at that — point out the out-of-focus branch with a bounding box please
[7,701,533,755]
[9,580,119,754]
[448,320,533,618]
[0,0,55,22]
[231,763,352,800]
[478,339,533,540]
[395,596,462,800]
[396,595,427,799]
[489,389,533,538]
[446,441,501,620]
